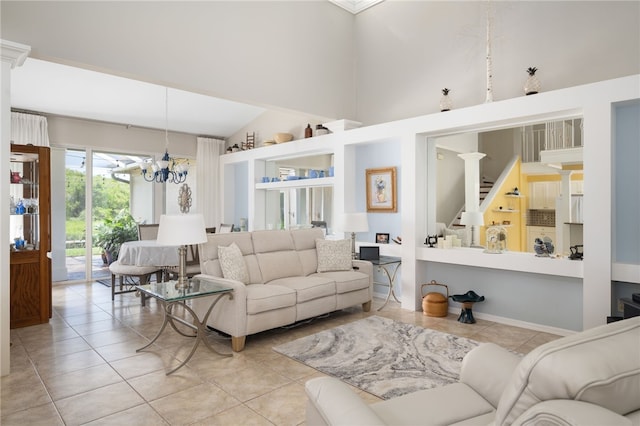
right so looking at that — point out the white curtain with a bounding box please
[196,137,225,228]
[11,112,50,146]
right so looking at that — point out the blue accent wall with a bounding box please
[612,100,640,314]
[423,262,583,331]
[614,101,640,265]
[355,142,402,244]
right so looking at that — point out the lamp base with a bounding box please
[351,232,357,260]
[174,245,191,290]
[469,225,484,249]
[174,279,191,290]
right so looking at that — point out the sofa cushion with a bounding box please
[316,238,352,272]
[292,229,324,275]
[200,232,254,260]
[291,228,324,250]
[371,382,495,426]
[298,248,319,276]
[268,276,336,303]
[252,229,295,253]
[257,251,304,283]
[218,242,249,284]
[314,270,369,293]
[246,283,296,315]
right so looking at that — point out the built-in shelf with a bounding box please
[492,209,519,213]
[416,246,583,278]
[255,177,335,190]
[488,224,513,228]
[504,194,524,198]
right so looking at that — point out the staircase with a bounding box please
[449,180,494,228]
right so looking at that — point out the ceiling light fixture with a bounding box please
[139,88,188,184]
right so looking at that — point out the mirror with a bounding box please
[432,118,584,254]
[263,154,334,231]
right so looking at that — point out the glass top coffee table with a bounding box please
[136,277,233,375]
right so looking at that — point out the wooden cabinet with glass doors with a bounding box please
[9,144,52,328]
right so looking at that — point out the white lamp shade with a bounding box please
[156,213,207,246]
[338,212,369,233]
[460,211,485,226]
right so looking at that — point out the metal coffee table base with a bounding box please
[137,292,233,375]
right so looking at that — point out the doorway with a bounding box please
[57,148,153,283]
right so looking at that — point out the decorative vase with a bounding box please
[440,88,452,112]
[524,67,540,95]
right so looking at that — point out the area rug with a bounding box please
[273,316,479,400]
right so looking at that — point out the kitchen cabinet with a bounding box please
[526,226,556,254]
[571,180,584,195]
[9,144,52,328]
[529,181,560,209]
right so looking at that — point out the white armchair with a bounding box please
[306,316,640,426]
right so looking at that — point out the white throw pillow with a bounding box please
[316,238,352,272]
[218,242,249,284]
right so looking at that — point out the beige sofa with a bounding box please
[192,228,373,351]
[305,316,640,426]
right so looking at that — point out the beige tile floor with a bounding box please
[2,282,560,425]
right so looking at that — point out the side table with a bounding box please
[370,256,402,311]
[136,277,233,375]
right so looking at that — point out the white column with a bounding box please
[458,152,486,246]
[555,170,573,255]
[457,152,486,212]
[1,39,31,377]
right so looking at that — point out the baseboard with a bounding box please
[371,292,576,336]
[449,308,576,336]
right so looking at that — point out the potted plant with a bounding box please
[95,209,138,265]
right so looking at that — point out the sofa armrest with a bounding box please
[191,273,248,338]
[460,343,521,408]
[352,259,373,277]
[305,377,386,426]
[513,400,632,426]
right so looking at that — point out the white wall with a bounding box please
[1,1,356,121]
[227,109,334,150]
[47,116,196,159]
[479,128,518,182]
[3,2,637,128]
[50,147,67,281]
[435,147,465,225]
[355,1,640,124]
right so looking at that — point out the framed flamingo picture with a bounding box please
[366,167,397,213]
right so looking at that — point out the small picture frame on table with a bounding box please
[376,233,390,244]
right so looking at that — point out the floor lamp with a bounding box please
[341,212,369,259]
[460,211,484,248]
[156,213,207,289]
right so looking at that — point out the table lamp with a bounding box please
[340,212,369,259]
[157,213,207,289]
[460,211,484,248]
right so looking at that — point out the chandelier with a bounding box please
[139,88,188,184]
